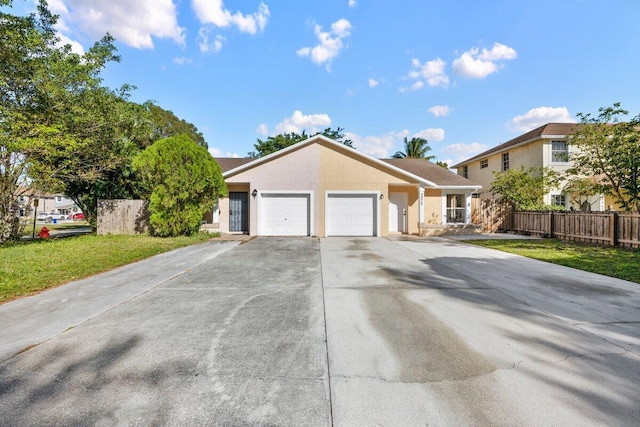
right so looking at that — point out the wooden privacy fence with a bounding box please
[471,199,513,233]
[97,199,149,235]
[512,211,640,248]
[471,200,640,248]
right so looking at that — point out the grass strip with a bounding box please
[0,233,212,303]
[463,238,640,284]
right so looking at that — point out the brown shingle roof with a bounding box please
[451,122,579,168]
[214,157,254,172]
[382,158,481,187]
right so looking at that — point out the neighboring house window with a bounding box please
[551,140,568,163]
[56,196,62,202]
[502,153,509,171]
[480,159,488,169]
[462,166,468,178]
[552,194,566,207]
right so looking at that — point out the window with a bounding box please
[502,153,509,171]
[56,196,62,202]
[552,194,566,207]
[551,140,568,163]
[462,165,468,178]
[480,159,488,169]
[446,194,466,223]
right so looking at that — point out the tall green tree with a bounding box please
[568,103,640,212]
[133,134,227,237]
[144,102,207,148]
[490,167,559,210]
[249,127,353,158]
[1,0,64,241]
[392,137,435,160]
[0,0,153,233]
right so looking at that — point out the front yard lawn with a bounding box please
[1,233,212,303]
[463,238,640,284]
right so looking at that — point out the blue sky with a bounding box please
[8,0,640,166]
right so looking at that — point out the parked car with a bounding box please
[72,212,84,220]
[36,212,67,223]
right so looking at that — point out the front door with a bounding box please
[229,192,248,233]
[389,192,408,233]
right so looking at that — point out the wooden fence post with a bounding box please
[609,212,618,246]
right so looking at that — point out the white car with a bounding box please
[36,212,67,223]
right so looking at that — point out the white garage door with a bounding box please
[260,193,310,236]
[326,193,377,236]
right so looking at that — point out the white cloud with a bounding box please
[192,0,270,35]
[208,147,240,158]
[297,19,352,71]
[173,56,193,65]
[368,78,379,88]
[442,142,488,164]
[55,0,185,49]
[256,123,269,135]
[507,106,575,132]
[410,81,424,91]
[348,0,357,7]
[428,105,451,117]
[452,42,517,79]
[197,27,225,53]
[274,111,332,134]
[413,128,445,142]
[406,57,449,89]
[56,32,85,55]
[345,131,401,158]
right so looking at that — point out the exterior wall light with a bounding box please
[380,194,384,200]
[251,189,258,197]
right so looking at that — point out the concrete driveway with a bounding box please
[1,237,639,425]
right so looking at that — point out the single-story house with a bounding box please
[209,135,481,237]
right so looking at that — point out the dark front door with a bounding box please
[229,192,249,233]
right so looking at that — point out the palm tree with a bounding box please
[392,137,435,160]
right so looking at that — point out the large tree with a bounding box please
[144,102,207,148]
[1,0,66,241]
[490,167,559,210]
[392,137,435,160]
[249,127,353,158]
[568,103,640,212]
[133,135,227,237]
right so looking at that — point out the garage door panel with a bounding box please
[327,194,376,236]
[260,194,310,236]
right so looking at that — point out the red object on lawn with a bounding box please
[38,227,50,239]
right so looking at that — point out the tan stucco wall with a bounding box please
[317,144,414,236]
[423,188,442,225]
[462,139,544,200]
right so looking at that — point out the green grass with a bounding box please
[0,233,212,303]
[463,239,640,284]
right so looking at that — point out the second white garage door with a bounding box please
[326,193,377,236]
[260,193,310,236]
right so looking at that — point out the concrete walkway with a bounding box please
[0,241,240,363]
[1,237,639,425]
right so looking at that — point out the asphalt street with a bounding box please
[0,237,639,426]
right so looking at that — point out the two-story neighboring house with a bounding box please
[452,123,614,211]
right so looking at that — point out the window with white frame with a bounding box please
[551,194,566,208]
[480,159,488,169]
[551,140,568,163]
[502,153,509,171]
[446,194,465,223]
